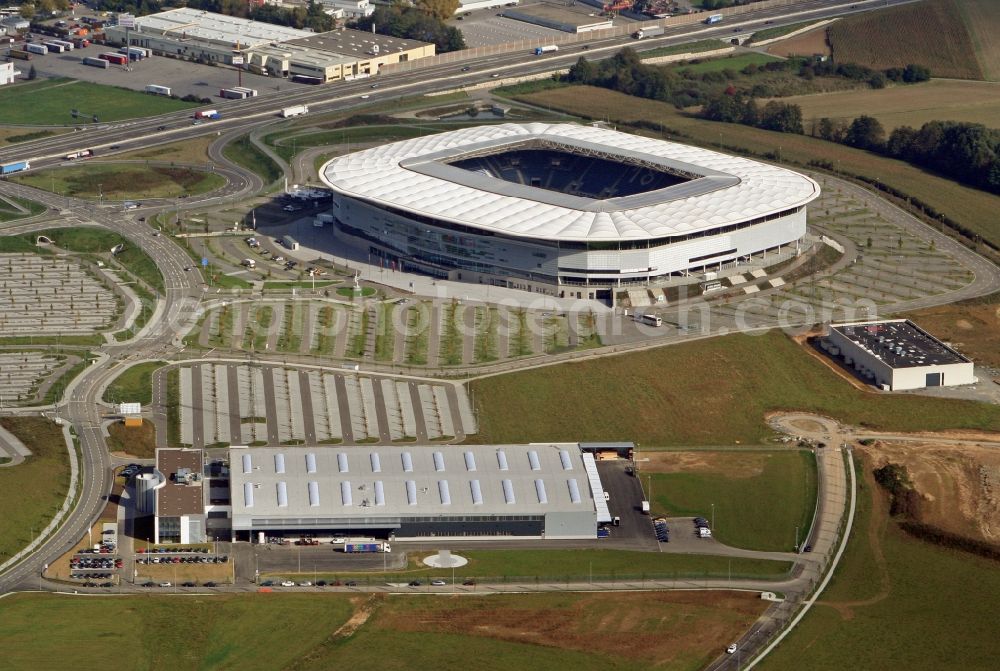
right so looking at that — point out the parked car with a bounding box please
[280,580,295,587]
[431,579,447,586]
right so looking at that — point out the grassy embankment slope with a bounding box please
[0,78,196,125]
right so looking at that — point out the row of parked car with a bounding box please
[136,547,213,554]
[135,554,228,564]
[70,556,122,569]
[71,572,115,580]
[653,518,670,543]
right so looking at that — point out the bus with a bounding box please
[635,313,663,327]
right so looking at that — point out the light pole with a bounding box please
[711,503,715,530]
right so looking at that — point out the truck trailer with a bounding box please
[194,109,220,120]
[99,52,127,65]
[281,105,309,118]
[82,56,108,68]
[145,84,171,96]
[633,26,664,39]
[8,49,32,60]
[25,43,48,55]
[0,160,29,175]
[343,542,390,553]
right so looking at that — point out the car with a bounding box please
[727,644,738,654]
[260,580,274,587]
[157,125,167,131]
[431,579,447,586]
[181,581,196,587]
[280,580,295,587]
[109,145,120,150]
[152,231,161,237]
[461,66,470,71]
[158,582,172,587]
[316,580,328,586]
[99,582,114,588]
[298,581,312,587]
[462,579,476,586]
[803,545,813,553]
[192,119,202,125]
[408,580,422,587]
[370,83,378,89]
[184,266,192,271]
[141,582,155,588]
[360,94,370,99]
[204,581,218,587]
[345,580,357,587]
[331,536,346,544]
[123,201,139,210]
[272,255,285,263]
[491,73,499,78]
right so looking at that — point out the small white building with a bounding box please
[0,61,18,86]
[825,319,975,391]
[320,0,373,18]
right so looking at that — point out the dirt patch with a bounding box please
[767,27,831,58]
[332,596,380,640]
[860,441,1000,543]
[643,451,768,478]
[375,591,764,665]
[904,297,1000,368]
[790,419,826,433]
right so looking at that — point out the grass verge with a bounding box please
[102,361,165,405]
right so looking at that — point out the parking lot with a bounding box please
[0,253,121,336]
[23,42,307,100]
[167,363,474,448]
[453,9,566,49]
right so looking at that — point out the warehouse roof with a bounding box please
[134,8,314,48]
[830,319,971,368]
[320,123,820,242]
[229,444,602,520]
[285,28,432,59]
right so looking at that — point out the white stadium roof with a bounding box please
[320,122,820,243]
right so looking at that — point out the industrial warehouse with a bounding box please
[320,122,821,302]
[104,7,435,82]
[149,444,619,544]
[823,319,976,391]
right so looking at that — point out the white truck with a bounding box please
[633,26,664,39]
[281,105,309,118]
[534,45,558,55]
[241,258,256,269]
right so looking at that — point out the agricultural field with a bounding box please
[470,331,1000,447]
[761,459,1000,670]
[771,79,1000,131]
[0,417,71,561]
[826,0,986,80]
[511,85,1000,250]
[645,450,816,552]
[956,0,1000,81]
[12,163,225,200]
[904,291,1000,368]
[0,78,196,125]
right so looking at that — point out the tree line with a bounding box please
[351,5,465,53]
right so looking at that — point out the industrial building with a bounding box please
[0,61,17,86]
[320,122,820,301]
[457,0,520,14]
[229,444,613,541]
[104,8,434,82]
[145,449,209,545]
[501,3,614,33]
[824,319,975,391]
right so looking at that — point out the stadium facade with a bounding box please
[320,123,820,301]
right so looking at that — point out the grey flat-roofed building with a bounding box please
[229,444,605,540]
[502,3,614,33]
[153,448,207,544]
[826,319,975,391]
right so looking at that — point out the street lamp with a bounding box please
[711,503,715,531]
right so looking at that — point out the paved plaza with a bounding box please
[169,363,474,448]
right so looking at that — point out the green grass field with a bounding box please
[12,164,225,200]
[647,450,816,552]
[639,39,728,59]
[0,78,197,125]
[512,85,1000,251]
[0,417,71,561]
[274,549,790,584]
[676,52,781,74]
[0,195,46,223]
[222,135,282,185]
[750,20,824,43]
[761,459,1000,670]
[470,331,1000,446]
[0,593,353,671]
[103,361,165,405]
[772,79,1000,131]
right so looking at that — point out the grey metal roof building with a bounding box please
[229,444,608,540]
[825,319,975,391]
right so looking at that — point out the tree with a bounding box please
[567,57,598,84]
[844,115,886,151]
[18,2,34,18]
[759,101,803,134]
[902,63,931,83]
[415,0,460,21]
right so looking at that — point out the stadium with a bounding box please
[320,123,821,302]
